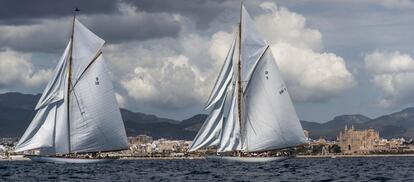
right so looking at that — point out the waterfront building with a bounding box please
[126,137,192,157]
[0,145,5,158]
[338,125,380,154]
[153,139,190,153]
[0,137,18,146]
[128,135,153,145]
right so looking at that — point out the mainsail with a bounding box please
[189,4,306,153]
[15,18,128,155]
[243,47,306,152]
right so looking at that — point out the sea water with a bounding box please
[1,157,413,181]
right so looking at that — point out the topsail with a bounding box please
[189,4,306,153]
[15,18,128,155]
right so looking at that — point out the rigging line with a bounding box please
[70,51,103,91]
[70,64,118,153]
[243,46,270,91]
[247,48,281,139]
[69,82,86,121]
[69,81,112,153]
[68,51,104,128]
[239,46,269,86]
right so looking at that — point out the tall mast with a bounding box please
[237,2,243,150]
[67,8,79,153]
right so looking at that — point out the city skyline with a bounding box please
[1,0,414,122]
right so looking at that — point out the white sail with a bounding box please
[71,19,105,84]
[189,35,237,151]
[69,55,128,153]
[190,4,307,154]
[243,48,306,152]
[53,99,70,154]
[14,103,57,152]
[188,92,228,152]
[16,18,128,155]
[36,100,69,155]
[240,5,267,90]
[35,42,70,109]
[38,65,70,155]
[217,81,242,152]
[15,42,70,153]
[205,36,236,109]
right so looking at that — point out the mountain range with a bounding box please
[1,92,414,140]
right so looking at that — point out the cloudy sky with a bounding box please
[1,0,414,123]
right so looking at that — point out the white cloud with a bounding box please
[0,50,52,91]
[257,2,322,51]
[105,32,228,110]
[115,92,126,108]
[104,1,356,111]
[254,2,355,102]
[271,43,355,102]
[0,1,358,117]
[365,51,414,74]
[365,51,414,108]
[0,19,69,52]
[209,31,234,65]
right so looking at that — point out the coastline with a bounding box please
[3,155,414,161]
[0,158,29,161]
[297,154,414,158]
[119,157,205,160]
[0,156,206,161]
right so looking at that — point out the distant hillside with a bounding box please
[361,108,414,139]
[301,115,372,140]
[0,92,39,137]
[301,109,414,140]
[0,92,196,139]
[179,114,207,132]
[2,92,414,140]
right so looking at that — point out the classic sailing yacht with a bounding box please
[188,4,307,162]
[14,10,128,163]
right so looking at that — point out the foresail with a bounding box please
[35,41,70,110]
[69,55,128,153]
[15,40,70,153]
[71,19,105,85]
[36,100,69,155]
[243,48,306,152]
[14,103,57,152]
[240,5,267,90]
[54,99,69,154]
[217,81,242,152]
[188,90,228,152]
[205,36,236,109]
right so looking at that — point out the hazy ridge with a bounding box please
[1,92,414,140]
